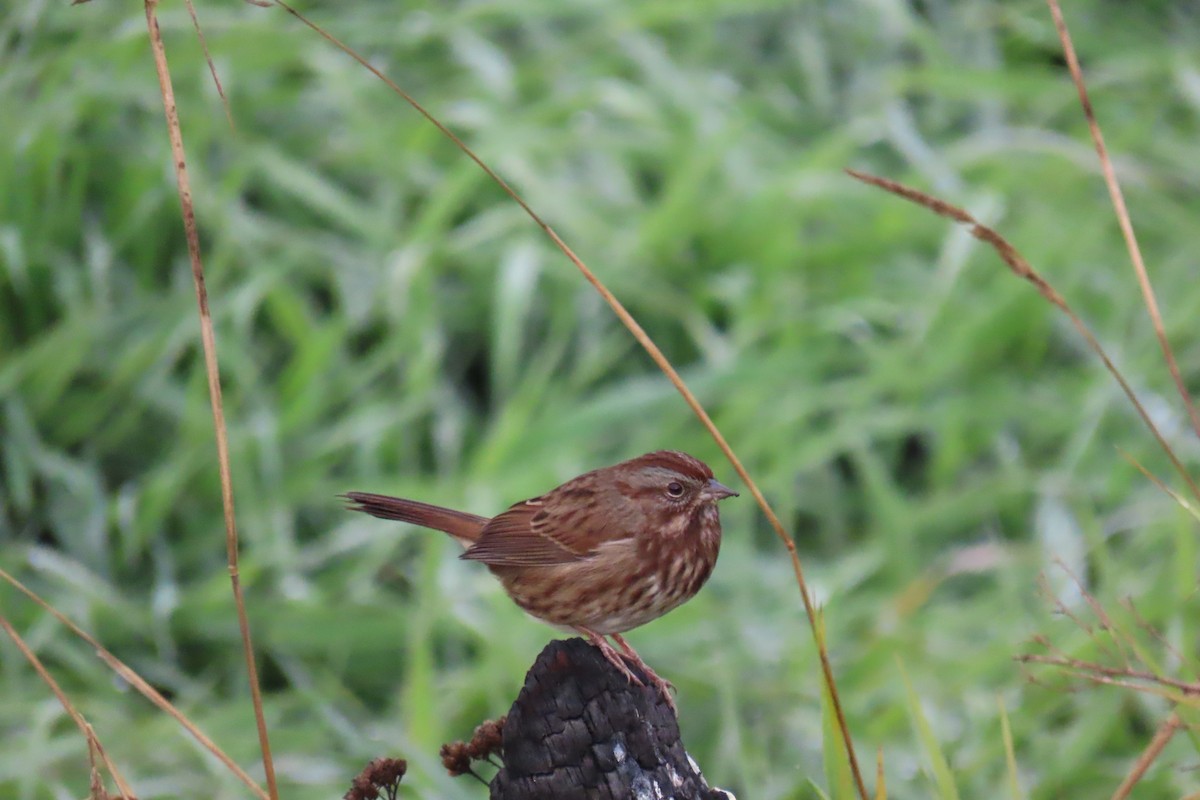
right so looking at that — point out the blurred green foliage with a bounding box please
[2,0,1200,797]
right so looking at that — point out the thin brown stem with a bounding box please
[0,614,135,799]
[1109,712,1182,800]
[87,734,106,800]
[272,4,869,797]
[1117,448,1200,520]
[182,0,235,131]
[1122,596,1193,675]
[142,3,278,798]
[1051,557,1132,669]
[1023,663,1193,706]
[0,567,271,800]
[845,169,1200,505]
[1046,0,1200,442]
[1016,653,1199,695]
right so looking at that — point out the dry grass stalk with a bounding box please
[1045,0,1200,442]
[851,7,1200,797]
[0,567,271,800]
[845,169,1199,505]
[141,1,279,797]
[1109,713,1185,800]
[269,2,871,797]
[0,613,135,799]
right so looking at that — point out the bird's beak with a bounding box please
[704,478,739,501]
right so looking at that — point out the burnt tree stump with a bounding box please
[488,638,733,800]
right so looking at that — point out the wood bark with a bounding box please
[488,638,733,800]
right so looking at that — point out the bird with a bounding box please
[343,450,737,712]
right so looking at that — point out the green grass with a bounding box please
[3,0,1200,797]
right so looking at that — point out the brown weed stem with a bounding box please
[272,3,869,796]
[142,2,278,798]
[1046,0,1200,442]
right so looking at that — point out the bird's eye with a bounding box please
[666,481,685,497]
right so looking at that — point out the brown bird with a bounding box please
[344,450,737,712]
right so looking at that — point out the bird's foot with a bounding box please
[612,633,677,715]
[577,627,645,688]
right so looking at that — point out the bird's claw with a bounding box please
[584,630,646,687]
[578,628,679,714]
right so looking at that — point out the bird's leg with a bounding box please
[611,633,677,714]
[575,626,644,687]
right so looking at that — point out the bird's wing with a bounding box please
[461,491,625,567]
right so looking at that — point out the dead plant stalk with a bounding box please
[142,2,278,798]
[271,2,870,797]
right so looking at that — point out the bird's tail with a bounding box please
[342,492,487,547]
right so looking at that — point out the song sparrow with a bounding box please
[344,450,737,712]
